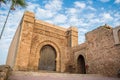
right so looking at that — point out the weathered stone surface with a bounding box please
[70,25,120,77]
[0,65,12,80]
[7,11,78,73]
[6,11,120,77]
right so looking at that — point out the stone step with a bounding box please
[8,71,120,80]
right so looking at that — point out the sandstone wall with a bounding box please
[7,11,120,77]
[67,27,78,47]
[28,20,68,72]
[6,20,22,68]
[70,25,120,77]
[7,11,78,72]
[65,43,86,73]
[14,12,35,71]
[86,26,120,77]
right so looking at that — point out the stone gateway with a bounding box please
[6,11,120,77]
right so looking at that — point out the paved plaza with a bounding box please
[8,71,120,80]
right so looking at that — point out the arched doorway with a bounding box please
[77,55,86,74]
[38,45,56,71]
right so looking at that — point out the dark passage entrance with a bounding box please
[38,45,56,71]
[77,55,86,74]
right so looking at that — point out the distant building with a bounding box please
[6,11,120,77]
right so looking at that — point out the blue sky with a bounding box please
[0,0,120,65]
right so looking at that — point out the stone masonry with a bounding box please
[6,11,120,77]
[0,65,12,80]
[69,25,120,77]
[6,11,78,72]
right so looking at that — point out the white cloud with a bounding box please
[26,2,40,12]
[53,14,67,24]
[90,18,100,24]
[86,13,95,19]
[0,37,11,64]
[36,8,54,19]
[66,8,77,14]
[78,28,88,33]
[112,12,120,26]
[74,1,86,9]
[87,6,96,11]
[102,13,113,20]
[69,16,78,23]
[45,20,54,24]
[44,0,63,11]
[78,35,85,43]
[115,0,120,3]
[59,24,69,28]
[114,12,120,17]
[99,0,110,2]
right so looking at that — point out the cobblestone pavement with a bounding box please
[8,71,120,80]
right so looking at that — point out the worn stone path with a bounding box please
[8,71,120,80]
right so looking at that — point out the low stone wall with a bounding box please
[0,65,12,80]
